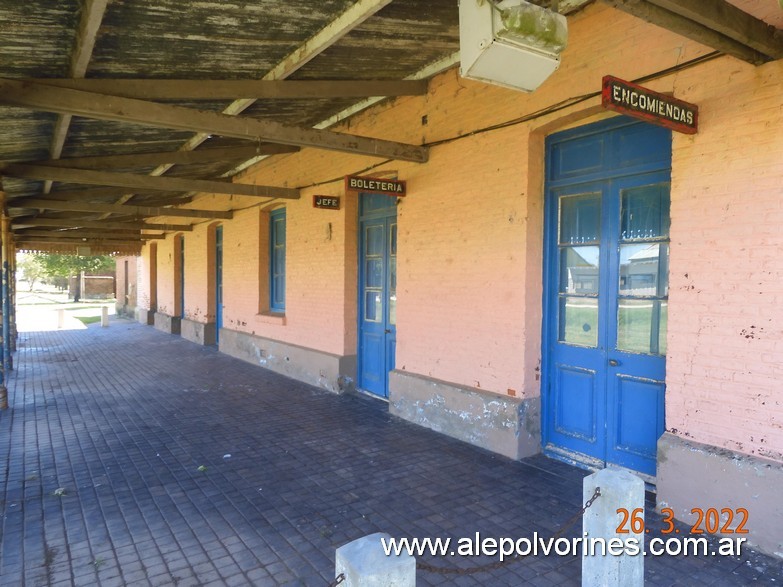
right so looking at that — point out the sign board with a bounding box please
[313,195,340,210]
[602,75,698,134]
[345,175,406,197]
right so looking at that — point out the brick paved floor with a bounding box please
[1,316,781,586]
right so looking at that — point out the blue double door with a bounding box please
[215,226,223,343]
[543,117,671,477]
[358,194,397,398]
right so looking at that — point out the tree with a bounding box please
[33,253,115,280]
[15,252,115,292]
[16,253,46,291]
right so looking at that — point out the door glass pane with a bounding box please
[560,246,599,294]
[659,301,668,355]
[621,184,670,240]
[389,257,397,326]
[366,225,383,256]
[617,299,667,354]
[559,296,598,347]
[365,291,381,322]
[619,243,668,296]
[365,259,383,288]
[390,223,397,256]
[560,193,600,244]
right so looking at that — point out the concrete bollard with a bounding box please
[582,468,644,587]
[335,532,415,586]
[57,308,65,329]
[101,306,109,327]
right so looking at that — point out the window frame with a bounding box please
[269,208,286,313]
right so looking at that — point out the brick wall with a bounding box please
[666,58,783,461]
[137,3,782,461]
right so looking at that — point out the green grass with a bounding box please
[561,300,668,354]
[76,316,102,325]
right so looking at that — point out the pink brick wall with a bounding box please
[666,58,783,462]
[137,3,782,461]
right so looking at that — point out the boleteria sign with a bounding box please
[344,175,406,197]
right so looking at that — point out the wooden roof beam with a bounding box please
[16,241,142,254]
[15,229,164,240]
[8,198,233,220]
[0,163,300,199]
[0,79,427,163]
[647,0,783,59]
[11,217,193,231]
[27,145,298,170]
[15,237,142,248]
[26,79,429,100]
[46,0,109,194]
[604,0,770,64]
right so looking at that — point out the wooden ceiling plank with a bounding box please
[151,0,396,176]
[1,163,300,199]
[647,0,783,59]
[604,0,768,64]
[9,198,233,220]
[29,145,298,169]
[45,0,110,194]
[28,79,429,100]
[11,217,193,231]
[0,79,427,163]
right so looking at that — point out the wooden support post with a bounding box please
[2,213,12,372]
[9,244,16,352]
[0,189,8,403]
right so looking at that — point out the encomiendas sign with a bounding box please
[602,75,698,135]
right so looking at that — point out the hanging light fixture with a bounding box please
[459,0,568,92]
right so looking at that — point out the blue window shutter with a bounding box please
[270,209,286,312]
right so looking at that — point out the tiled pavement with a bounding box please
[0,316,781,586]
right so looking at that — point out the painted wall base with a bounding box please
[181,318,216,346]
[219,328,356,394]
[136,309,155,326]
[153,312,181,335]
[657,432,783,558]
[388,370,541,460]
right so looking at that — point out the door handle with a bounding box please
[609,359,621,367]
[385,329,391,334]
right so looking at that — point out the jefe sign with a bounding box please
[602,75,698,134]
[345,175,406,197]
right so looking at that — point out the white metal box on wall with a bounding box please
[459,0,568,92]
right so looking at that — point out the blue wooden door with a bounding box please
[358,194,397,398]
[179,235,185,318]
[215,226,223,343]
[543,117,671,477]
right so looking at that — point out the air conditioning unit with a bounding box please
[459,0,568,92]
